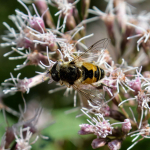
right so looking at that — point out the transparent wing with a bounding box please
[73,84,104,104]
[72,38,110,63]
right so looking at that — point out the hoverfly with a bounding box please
[48,38,109,102]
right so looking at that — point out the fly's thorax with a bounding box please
[59,62,81,85]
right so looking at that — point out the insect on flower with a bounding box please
[44,38,110,102]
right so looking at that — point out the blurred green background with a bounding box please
[0,0,150,150]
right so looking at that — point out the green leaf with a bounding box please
[42,108,87,140]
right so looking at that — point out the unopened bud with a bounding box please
[102,14,115,45]
[108,140,121,150]
[143,71,150,79]
[81,0,90,19]
[91,138,107,149]
[115,0,127,33]
[34,1,55,28]
[29,17,45,33]
[66,15,76,30]
[5,127,15,148]
[122,119,132,133]
[18,34,35,49]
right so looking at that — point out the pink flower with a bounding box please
[80,110,113,138]
[78,124,94,135]
[2,73,48,94]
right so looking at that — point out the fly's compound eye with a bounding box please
[51,63,60,82]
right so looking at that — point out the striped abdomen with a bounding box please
[81,62,104,84]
